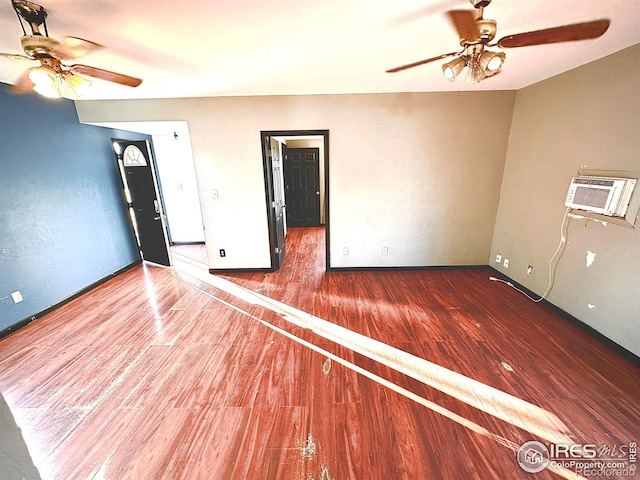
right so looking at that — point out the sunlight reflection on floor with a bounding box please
[170,261,587,480]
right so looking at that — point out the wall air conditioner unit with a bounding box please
[565,176,637,217]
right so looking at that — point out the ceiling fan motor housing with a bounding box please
[459,18,497,45]
[20,35,59,58]
[477,19,497,42]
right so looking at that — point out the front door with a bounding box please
[284,147,321,227]
[113,138,172,266]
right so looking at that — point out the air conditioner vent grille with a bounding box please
[573,186,609,209]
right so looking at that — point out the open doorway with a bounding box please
[90,121,208,267]
[260,130,329,272]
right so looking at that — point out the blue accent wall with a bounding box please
[0,82,148,334]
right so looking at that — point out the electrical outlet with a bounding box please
[11,291,23,303]
[527,266,533,275]
[343,247,349,255]
[219,249,226,257]
[503,258,509,268]
[495,254,502,263]
[382,247,388,255]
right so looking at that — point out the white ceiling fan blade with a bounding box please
[0,52,34,60]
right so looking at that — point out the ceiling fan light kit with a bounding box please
[442,56,466,81]
[22,57,92,98]
[2,0,142,98]
[387,0,610,85]
[26,65,58,97]
[63,71,91,95]
[479,51,505,72]
[442,48,505,83]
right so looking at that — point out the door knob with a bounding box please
[315,191,320,195]
[153,215,161,221]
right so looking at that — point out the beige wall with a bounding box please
[76,91,514,269]
[491,44,640,356]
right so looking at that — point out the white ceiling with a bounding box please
[0,0,639,101]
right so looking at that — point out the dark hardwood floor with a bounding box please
[0,227,638,479]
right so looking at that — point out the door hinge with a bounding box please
[275,247,279,254]
[272,201,276,208]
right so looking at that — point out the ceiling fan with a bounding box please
[1,0,142,98]
[386,0,610,84]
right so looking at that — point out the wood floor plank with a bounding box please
[171,406,252,480]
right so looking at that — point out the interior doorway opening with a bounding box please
[260,130,329,272]
[90,121,208,267]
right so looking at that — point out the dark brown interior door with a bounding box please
[113,138,171,266]
[284,147,321,227]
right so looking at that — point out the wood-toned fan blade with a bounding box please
[69,64,142,87]
[386,52,459,73]
[54,37,103,60]
[446,10,480,43]
[497,19,610,48]
[9,70,36,94]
